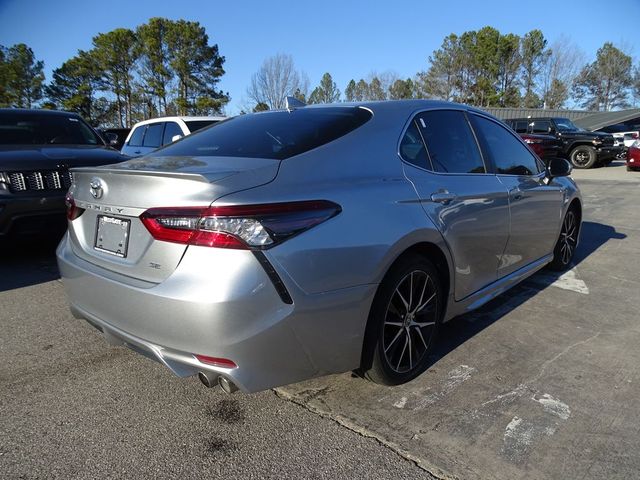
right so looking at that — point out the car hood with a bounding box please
[0,145,129,171]
[560,130,611,139]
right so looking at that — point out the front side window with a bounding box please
[416,110,485,174]
[156,107,372,160]
[163,122,183,145]
[531,120,551,134]
[471,115,540,176]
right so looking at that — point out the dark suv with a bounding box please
[0,109,128,240]
[505,117,622,169]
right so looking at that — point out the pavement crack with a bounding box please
[273,388,446,480]
[530,331,601,384]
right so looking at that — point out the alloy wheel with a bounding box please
[382,270,438,374]
[560,210,577,265]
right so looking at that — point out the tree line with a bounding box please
[1,22,638,128]
[249,28,639,113]
[0,17,227,127]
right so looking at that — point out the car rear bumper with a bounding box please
[56,233,376,392]
[0,192,66,237]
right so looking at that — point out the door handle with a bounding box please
[430,192,457,204]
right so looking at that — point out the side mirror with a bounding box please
[546,157,572,179]
[171,134,183,143]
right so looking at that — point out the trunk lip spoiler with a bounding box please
[70,166,227,184]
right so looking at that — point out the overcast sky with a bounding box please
[0,0,638,113]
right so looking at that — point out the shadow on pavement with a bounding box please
[0,233,64,292]
[432,220,626,364]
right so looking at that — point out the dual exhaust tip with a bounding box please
[198,371,239,394]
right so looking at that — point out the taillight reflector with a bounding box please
[194,354,237,369]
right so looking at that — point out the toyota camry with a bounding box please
[57,100,581,393]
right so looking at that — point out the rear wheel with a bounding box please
[362,255,442,385]
[548,208,579,271]
[570,145,597,169]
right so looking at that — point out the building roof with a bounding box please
[481,107,640,131]
[481,107,594,122]
[573,109,640,130]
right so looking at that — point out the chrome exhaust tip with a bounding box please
[218,375,239,394]
[198,371,217,388]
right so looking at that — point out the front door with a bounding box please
[469,114,563,277]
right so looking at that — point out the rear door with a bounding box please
[401,110,510,301]
[469,114,563,277]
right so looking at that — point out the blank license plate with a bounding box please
[94,215,131,258]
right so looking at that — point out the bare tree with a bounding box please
[246,54,308,110]
[540,36,586,108]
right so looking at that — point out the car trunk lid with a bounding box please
[67,155,279,283]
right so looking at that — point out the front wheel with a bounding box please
[362,255,442,385]
[570,146,597,169]
[548,208,579,271]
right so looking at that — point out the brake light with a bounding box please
[65,192,85,220]
[140,200,341,249]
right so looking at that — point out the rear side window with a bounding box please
[143,123,164,148]
[128,126,145,147]
[185,120,218,132]
[163,122,183,145]
[470,115,540,176]
[513,121,528,133]
[416,110,485,174]
[399,121,430,169]
[156,107,372,160]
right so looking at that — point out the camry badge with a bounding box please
[89,178,104,199]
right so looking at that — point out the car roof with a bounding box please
[259,99,492,119]
[130,116,227,128]
[0,108,81,117]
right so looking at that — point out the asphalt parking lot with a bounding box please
[1,160,638,479]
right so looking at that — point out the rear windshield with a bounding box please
[156,107,372,160]
[0,112,101,145]
[184,120,219,133]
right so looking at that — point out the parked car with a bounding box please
[598,123,640,150]
[627,140,640,171]
[121,116,225,157]
[505,117,622,169]
[519,133,563,163]
[0,109,128,240]
[57,100,581,393]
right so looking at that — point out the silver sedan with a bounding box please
[57,100,581,393]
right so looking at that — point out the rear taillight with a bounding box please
[140,200,341,249]
[65,192,85,221]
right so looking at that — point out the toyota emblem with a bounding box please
[89,178,104,199]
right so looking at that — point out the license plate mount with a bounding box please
[94,215,131,258]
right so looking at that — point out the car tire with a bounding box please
[362,254,443,386]
[569,145,597,169]
[548,207,579,271]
